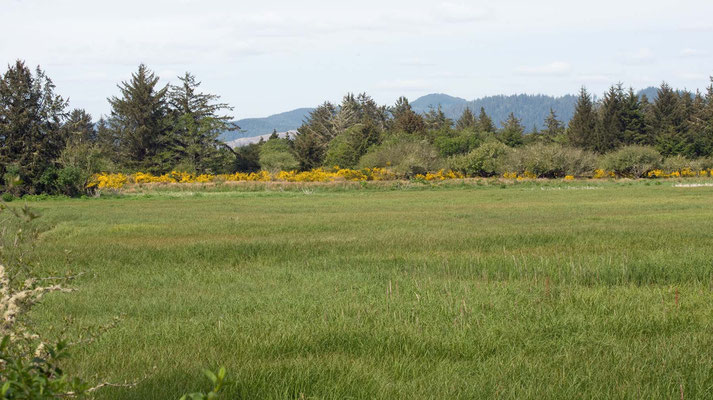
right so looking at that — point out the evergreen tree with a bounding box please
[621,88,647,145]
[61,109,96,144]
[107,64,169,171]
[652,82,687,156]
[390,97,425,134]
[542,108,564,138]
[499,113,524,147]
[0,60,68,194]
[294,102,337,169]
[567,87,597,149]
[594,84,625,153]
[455,107,477,130]
[166,72,237,172]
[423,105,452,132]
[476,107,496,133]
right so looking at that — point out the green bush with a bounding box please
[501,143,598,178]
[433,133,481,157]
[358,140,443,177]
[662,155,701,173]
[258,139,299,172]
[1,193,13,202]
[448,141,511,177]
[601,145,662,177]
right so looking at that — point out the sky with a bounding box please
[1,0,712,119]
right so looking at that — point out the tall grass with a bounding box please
[28,182,713,399]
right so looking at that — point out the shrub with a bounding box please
[358,140,443,178]
[662,155,701,173]
[600,145,662,177]
[500,143,598,178]
[433,133,481,157]
[258,139,299,172]
[1,193,13,202]
[448,141,511,177]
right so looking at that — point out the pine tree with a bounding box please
[686,89,713,157]
[567,87,596,149]
[61,109,96,144]
[0,60,68,194]
[165,72,237,173]
[652,82,687,156]
[424,105,452,132]
[621,88,647,146]
[499,113,524,147]
[594,84,625,153]
[542,108,564,138]
[294,102,337,169]
[455,107,477,130]
[108,64,169,171]
[477,107,496,133]
[390,97,425,134]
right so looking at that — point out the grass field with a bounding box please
[27,181,713,398]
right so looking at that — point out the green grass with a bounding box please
[27,181,713,398]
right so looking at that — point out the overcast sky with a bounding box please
[1,0,712,119]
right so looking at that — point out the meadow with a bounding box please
[27,180,713,399]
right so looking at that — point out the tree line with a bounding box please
[1,59,712,195]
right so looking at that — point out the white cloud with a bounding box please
[623,48,655,65]
[515,62,572,76]
[680,48,709,57]
[376,79,430,91]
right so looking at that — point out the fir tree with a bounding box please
[621,88,647,146]
[594,84,625,153]
[499,113,524,147]
[0,60,68,194]
[477,107,496,133]
[164,72,237,173]
[390,97,425,134]
[107,64,169,171]
[424,105,452,131]
[455,107,477,130]
[567,87,596,149]
[542,108,564,138]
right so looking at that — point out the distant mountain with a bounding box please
[226,131,297,148]
[219,87,665,142]
[220,108,313,142]
[412,93,578,130]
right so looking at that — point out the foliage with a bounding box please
[600,145,662,177]
[0,204,86,399]
[0,61,68,195]
[448,141,511,176]
[107,64,169,173]
[501,143,599,178]
[258,138,299,172]
[357,139,443,177]
[180,368,226,400]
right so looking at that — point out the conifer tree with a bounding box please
[61,109,96,144]
[424,105,452,131]
[390,97,425,134]
[567,87,596,149]
[542,108,564,138]
[499,113,524,147]
[107,64,169,171]
[594,84,625,153]
[621,88,647,145]
[294,102,338,169]
[166,72,238,173]
[652,82,687,156]
[476,107,496,133]
[0,60,68,194]
[456,107,477,130]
